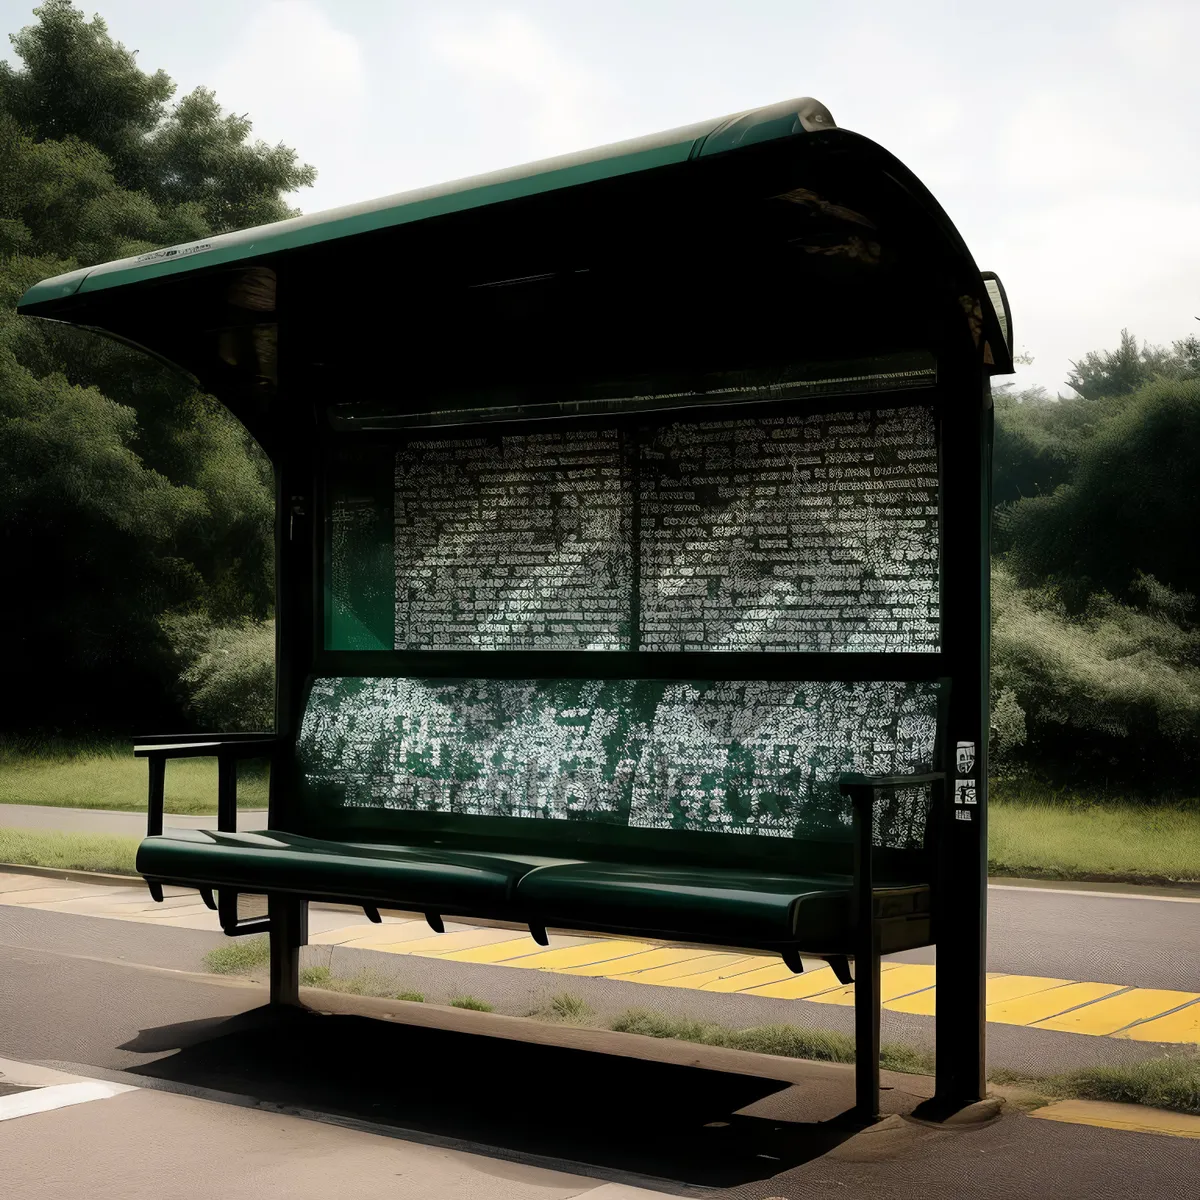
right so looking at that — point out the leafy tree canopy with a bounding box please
[0,0,312,733]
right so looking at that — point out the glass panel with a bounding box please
[326,399,941,654]
[297,676,939,840]
[327,446,395,650]
[639,406,940,652]
[393,428,633,649]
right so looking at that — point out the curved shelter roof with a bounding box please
[17,96,1012,450]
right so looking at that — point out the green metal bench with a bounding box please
[19,94,1011,1123]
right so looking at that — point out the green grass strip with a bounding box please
[204,935,271,975]
[992,1054,1200,1116]
[0,741,269,815]
[0,827,140,874]
[989,797,1200,884]
[609,1007,936,1075]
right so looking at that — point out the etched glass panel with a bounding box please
[639,406,940,651]
[297,677,939,840]
[393,429,632,649]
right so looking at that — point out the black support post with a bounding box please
[931,358,992,1113]
[269,894,307,1007]
[146,756,165,838]
[852,785,881,1123]
[217,751,237,832]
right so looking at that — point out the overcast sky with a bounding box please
[4,0,1198,396]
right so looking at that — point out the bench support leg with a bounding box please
[269,895,307,1008]
[853,935,881,1123]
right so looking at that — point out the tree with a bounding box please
[1000,376,1200,611]
[0,1,314,733]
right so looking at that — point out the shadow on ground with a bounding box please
[117,1003,876,1189]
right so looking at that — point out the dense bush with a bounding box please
[161,614,275,732]
[991,566,1200,793]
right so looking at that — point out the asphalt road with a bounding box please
[0,903,1182,1077]
[1,922,1198,1199]
[909,883,1200,992]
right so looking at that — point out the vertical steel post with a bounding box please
[932,353,992,1111]
[268,894,307,1007]
[853,786,881,1122]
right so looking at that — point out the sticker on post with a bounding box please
[955,809,972,822]
[956,741,976,774]
[954,778,977,806]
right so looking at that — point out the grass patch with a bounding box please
[0,827,140,874]
[299,964,423,1001]
[0,737,269,814]
[530,992,596,1024]
[990,797,1200,884]
[609,1008,936,1075]
[449,995,494,1012]
[991,1053,1200,1117]
[204,935,270,975]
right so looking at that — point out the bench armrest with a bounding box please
[134,734,284,838]
[838,770,946,922]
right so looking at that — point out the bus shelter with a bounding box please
[19,97,1013,1119]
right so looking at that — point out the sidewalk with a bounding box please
[0,1055,676,1200]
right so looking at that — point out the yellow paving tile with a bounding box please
[984,974,1075,1005]
[1034,988,1200,1037]
[561,947,714,978]
[604,952,753,986]
[698,960,798,992]
[1030,1099,1200,1139]
[309,920,429,946]
[986,981,1125,1027]
[1115,999,1200,1044]
[740,965,847,1000]
[641,956,768,990]
[494,940,654,971]
[603,949,730,981]
[438,937,554,964]
[807,963,938,1008]
[358,928,522,955]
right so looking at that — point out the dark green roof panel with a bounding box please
[18,97,837,312]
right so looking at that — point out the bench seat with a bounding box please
[136,829,578,914]
[516,862,930,951]
[138,828,930,954]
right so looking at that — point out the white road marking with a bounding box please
[0,1079,137,1121]
[989,883,1200,905]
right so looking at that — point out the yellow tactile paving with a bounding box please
[348,927,523,956]
[1115,999,1200,1043]
[561,947,715,978]
[987,981,1127,1027]
[698,960,799,993]
[983,973,1075,1006]
[437,937,559,964]
[641,956,769,990]
[1030,1099,1200,1140]
[308,920,431,946]
[738,965,846,1000]
[603,952,755,986]
[490,940,655,971]
[805,963,938,1008]
[1033,988,1200,1037]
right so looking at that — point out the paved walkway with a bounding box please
[3,870,1198,1046]
[0,1056,675,1199]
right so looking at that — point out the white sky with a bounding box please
[4,0,1198,396]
